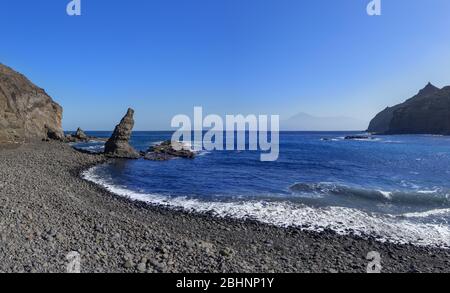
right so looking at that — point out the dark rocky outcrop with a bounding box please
[344,135,373,140]
[64,134,79,143]
[65,128,107,143]
[368,83,450,135]
[104,108,140,159]
[65,128,88,142]
[46,126,65,141]
[75,128,88,140]
[0,63,63,142]
[144,140,195,161]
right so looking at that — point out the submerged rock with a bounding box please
[0,63,64,142]
[104,108,140,159]
[144,140,195,161]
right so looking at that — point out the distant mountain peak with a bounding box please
[418,82,439,96]
[282,112,367,131]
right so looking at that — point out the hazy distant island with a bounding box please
[281,112,367,132]
[368,83,450,135]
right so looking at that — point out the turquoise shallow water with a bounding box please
[75,131,450,248]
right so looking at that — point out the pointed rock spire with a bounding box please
[104,108,140,158]
[418,82,439,96]
[75,128,88,140]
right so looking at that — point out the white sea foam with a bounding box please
[88,139,106,143]
[401,208,450,219]
[354,138,381,142]
[327,136,382,142]
[86,145,104,150]
[149,140,164,146]
[149,140,210,157]
[180,140,213,156]
[378,190,392,200]
[180,140,203,152]
[83,166,450,249]
[417,189,439,194]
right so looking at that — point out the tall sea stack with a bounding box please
[104,108,140,158]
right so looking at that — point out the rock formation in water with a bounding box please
[144,140,195,161]
[104,108,140,158]
[65,128,89,142]
[0,63,64,142]
[344,135,374,140]
[368,83,450,135]
[75,128,88,140]
[66,128,108,143]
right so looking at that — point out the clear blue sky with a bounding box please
[1,0,450,130]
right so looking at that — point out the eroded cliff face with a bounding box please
[0,64,63,142]
[368,83,450,135]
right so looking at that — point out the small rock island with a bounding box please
[144,141,195,161]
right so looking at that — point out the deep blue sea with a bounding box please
[74,131,450,248]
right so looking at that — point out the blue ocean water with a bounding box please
[76,131,450,248]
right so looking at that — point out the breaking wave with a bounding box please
[83,165,450,249]
[289,182,450,206]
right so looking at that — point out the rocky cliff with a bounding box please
[0,63,63,142]
[368,83,450,135]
